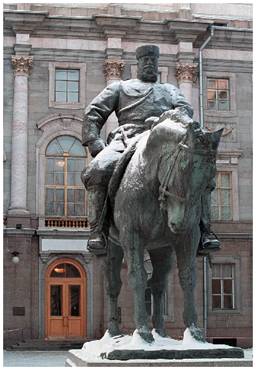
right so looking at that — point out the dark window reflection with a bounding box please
[50,263,80,278]
[70,285,80,316]
[51,285,62,316]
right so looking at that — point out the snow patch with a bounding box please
[78,328,233,362]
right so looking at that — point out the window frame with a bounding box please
[45,136,87,219]
[208,256,241,314]
[49,62,86,109]
[211,263,235,310]
[204,72,237,118]
[206,78,230,112]
[211,171,233,221]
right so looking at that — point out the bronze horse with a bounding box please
[104,116,222,343]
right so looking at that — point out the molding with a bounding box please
[37,113,83,131]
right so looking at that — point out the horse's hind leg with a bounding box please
[104,240,124,337]
[148,248,173,337]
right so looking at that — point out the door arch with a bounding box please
[45,258,86,340]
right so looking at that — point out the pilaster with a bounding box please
[8,34,33,215]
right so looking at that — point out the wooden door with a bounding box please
[45,259,86,339]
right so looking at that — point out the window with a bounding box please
[45,135,86,219]
[211,172,232,220]
[49,62,86,109]
[55,69,80,103]
[207,78,230,111]
[212,264,235,310]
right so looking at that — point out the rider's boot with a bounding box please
[198,192,221,255]
[87,186,107,256]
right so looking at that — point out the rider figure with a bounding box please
[81,44,220,255]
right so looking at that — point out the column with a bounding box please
[8,55,33,214]
[175,62,197,104]
[103,36,124,139]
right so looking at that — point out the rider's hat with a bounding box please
[136,45,159,60]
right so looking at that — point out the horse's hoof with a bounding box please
[138,330,154,343]
[189,324,205,342]
[155,328,167,337]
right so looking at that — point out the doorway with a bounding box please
[45,258,86,339]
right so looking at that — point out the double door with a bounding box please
[45,260,86,339]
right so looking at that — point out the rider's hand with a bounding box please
[87,139,105,157]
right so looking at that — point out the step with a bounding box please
[5,339,91,351]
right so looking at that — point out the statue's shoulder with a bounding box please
[161,82,179,94]
[120,79,153,97]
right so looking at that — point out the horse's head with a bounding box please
[156,121,223,233]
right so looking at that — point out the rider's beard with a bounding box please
[137,66,158,82]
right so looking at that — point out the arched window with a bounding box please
[45,136,87,223]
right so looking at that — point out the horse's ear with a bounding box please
[209,128,224,149]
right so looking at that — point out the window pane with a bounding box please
[67,159,76,171]
[50,285,62,316]
[56,91,66,102]
[57,136,75,153]
[211,206,219,220]
[217,79,229,89]
[221,206,231,220]
[222,264,233,278]
[69,285,80,316]
[45,202,54,215]
[212,295,221,309]
[212,264,221,278]
[212,279,221,294]
[220,189,230,206]
[211,190,218,206]
[75,189,85,203]
[46,142,63,156]
[46,188,54,203]
[56,69,67,80]
[68,92,79,103]
[207,100,216,110]
[224,295,233,309]
[218,100,229,111]
[56,189,64,202]
[68,81,79,92]
[224,279,233,294]
[218,90,228,100]
[67,203,75,216]
[75,172,82,185]
[54,173,64,185]
[74,203,84,216]
[67,189,75,202]
[51,264,66,278]
[55,159,65,170]
[207,90,216,100]
[68,70,79,81]
[207,79,217,88]
[69,144,85,157]
[46,173,54,185]
[47,158,55,172]
[67,173,76,186]
[55,202,64,216]
[66,264,80,278]
[56,80,66,91]
[221,174,230,188]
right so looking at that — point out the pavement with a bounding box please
[3,351,69,367]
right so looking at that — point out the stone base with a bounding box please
[107,347,244,360]
[66,350,252,367]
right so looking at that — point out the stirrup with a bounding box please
[87,231,107,256]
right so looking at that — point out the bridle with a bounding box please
[158,138,216,209]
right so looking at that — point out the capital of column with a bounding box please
[175,62,198,83]
[103,59,124,81]
[11,55,33,75]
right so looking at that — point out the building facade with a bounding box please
[3,3,252,347]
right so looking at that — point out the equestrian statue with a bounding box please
[81,45,222,343]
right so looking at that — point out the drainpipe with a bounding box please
[199,24,252,340]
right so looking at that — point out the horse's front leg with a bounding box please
[125,233,154,343]
[104,241,124,337]
[175,233,205,342]
[148,248,173,337]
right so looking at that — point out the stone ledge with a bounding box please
[66,350,252,367]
